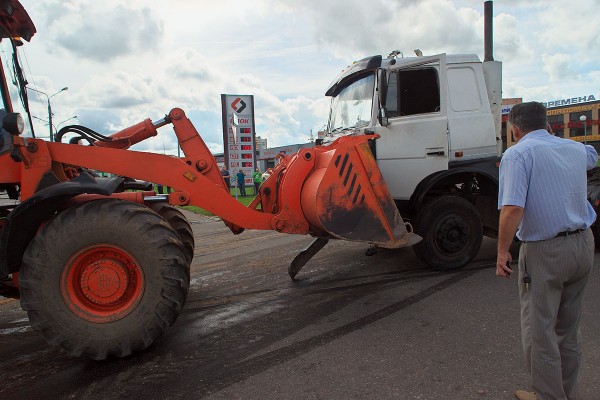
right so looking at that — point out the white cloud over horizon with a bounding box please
[15,0,600,156]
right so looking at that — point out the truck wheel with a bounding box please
[412,196,483,270]
[148,202,195,265]
[19,199,189,360]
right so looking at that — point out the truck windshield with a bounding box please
[328,74,374,133]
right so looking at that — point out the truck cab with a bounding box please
[322,52,503,269]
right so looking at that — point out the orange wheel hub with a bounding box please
[61,245,144,323]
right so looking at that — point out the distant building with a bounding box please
[501,94,600,152]
[213,141,314,172]
[256,143,314,171]
[500,97,522,116]
[214,153,225,168]
[255,136,268,150]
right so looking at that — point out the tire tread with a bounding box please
[19,198,189,360]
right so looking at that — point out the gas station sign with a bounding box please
[221,94,256,187]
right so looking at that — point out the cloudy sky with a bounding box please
[13,0,600,155]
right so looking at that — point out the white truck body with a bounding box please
[322,52,503,269]
[325,53,501,200]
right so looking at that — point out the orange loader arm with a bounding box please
[13,108,419,248]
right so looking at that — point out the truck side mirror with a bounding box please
[378,69,388,102]
[379,107,389,127]
[377,69,389,127]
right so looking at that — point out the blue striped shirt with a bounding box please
[498,129,598,241]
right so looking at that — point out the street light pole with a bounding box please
[31,115,51,139]
[31,115,77,141]
[580,115,588,145]
[27,86,68,142]
[55,115,77,132]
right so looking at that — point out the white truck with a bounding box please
[320,1,502,270]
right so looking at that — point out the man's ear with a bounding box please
[511,125,522,142]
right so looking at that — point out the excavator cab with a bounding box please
[0,0,35,292]
[0,0,35,123]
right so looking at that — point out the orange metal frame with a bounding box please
[8,108,299,233]
[4,107,409,247]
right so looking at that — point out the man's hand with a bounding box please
[496,250,513,279]
[496,205,523,280]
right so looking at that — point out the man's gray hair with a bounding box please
[507,101,548,133]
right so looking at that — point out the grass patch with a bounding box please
[151,185,258,216]
[182,205,215,216]
[182,189,257,216]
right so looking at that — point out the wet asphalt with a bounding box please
[0,210,598,400]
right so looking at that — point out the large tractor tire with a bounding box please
[148,202,195,265]
[19,199,189,360]
[412,195,483,271]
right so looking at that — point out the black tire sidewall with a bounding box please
[412,196,483,270]
[20,199,188,358]
[148,202,194,264]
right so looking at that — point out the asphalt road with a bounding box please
[0,210,598,400]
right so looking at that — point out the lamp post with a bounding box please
[27,87,68,142]
[54,115,77,143]
[31,115,48,124]
[580,115,587,145]
[31,115,51,139]
[55,115,77,132]
[31,115,77,141]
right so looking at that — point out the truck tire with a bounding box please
[19,199,189,360]
[412,195,483,270]
[148,202,195,266]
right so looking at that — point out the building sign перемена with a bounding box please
[221,94,256,187]
[502,95,597,114]
[542,95,596,109]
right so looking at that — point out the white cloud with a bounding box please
[493,13,535,64]
[31,1,164,62]
[275,0,482,58]
[537,1,600,55]
[542,53,576,82]
[16,0,600,157]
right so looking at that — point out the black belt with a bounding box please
[555,229,585,238]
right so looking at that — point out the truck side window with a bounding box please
[387,67,440,117]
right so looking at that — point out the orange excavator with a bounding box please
[0,1,419,359]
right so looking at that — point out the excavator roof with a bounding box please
[0,0,36,42]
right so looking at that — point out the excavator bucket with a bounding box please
[300,135,421,248]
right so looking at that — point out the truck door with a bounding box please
[375,54,448,201]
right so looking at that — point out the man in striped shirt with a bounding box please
[496,101,597,400]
